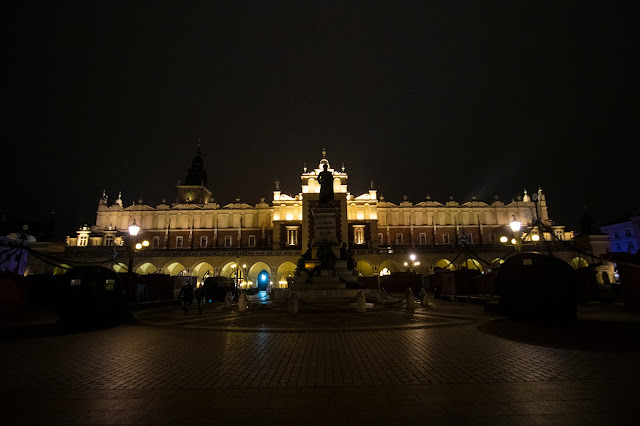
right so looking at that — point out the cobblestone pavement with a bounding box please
[1,301,639,424]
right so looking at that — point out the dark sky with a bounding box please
[2,1,638,239]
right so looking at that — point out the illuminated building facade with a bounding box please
[600,212,640,255]
[64,148,581,287]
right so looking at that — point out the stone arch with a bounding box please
[570,257,589,270]
[378,259,401,276]
[434,258,456,271]
[163,261,187,276]
[276,261,297,287]
[112,263,127,273]
[135,262,158,275]
[420,263,434,275]
[356,259,374,276]
[191,261,215,279]
[461,259,483,272]
[248,261,272,285]
[220,261,240,278]
[53,263,71,275]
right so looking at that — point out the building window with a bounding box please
[489,233,495,243]
[629,242,635,252]
[396,233,403,244]
[555,230,563,240]
[104,234,114,246]
[176,236,183,248]
[287,227,298,246]
[443,233,450,244]
[153,236,160,248]
[625,229,632,237]
[200,236,207,248]
[224,236,232,247]
[419,233,427,244]
[78,234,88,247]
[616,243,621,251]
[614,231,619,239]
[354,225,365,245]
[248,235,256,247]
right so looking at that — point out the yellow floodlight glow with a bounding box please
[142,240,149,247]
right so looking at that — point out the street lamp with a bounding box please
[127,219,140,299]
[405,254,420,272]
[509,216,521,234]
[509,216,522,252]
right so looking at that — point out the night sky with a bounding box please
[3,1,637,239]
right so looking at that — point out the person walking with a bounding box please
[178,281,194,313]
[194,283,207,315]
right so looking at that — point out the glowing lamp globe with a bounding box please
[509,217,521,233]
[500,236,508,243]
[128,219,140,236]
[532,234,540,241]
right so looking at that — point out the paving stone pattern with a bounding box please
[1,302,639,424]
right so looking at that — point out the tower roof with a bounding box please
[184,145,208,186]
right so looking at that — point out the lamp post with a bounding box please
[127,219,140,299]
[405,254,420,272]
[509,216,522,252]
[230,263,247,297]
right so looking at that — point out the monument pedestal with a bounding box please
[288,203,366,304]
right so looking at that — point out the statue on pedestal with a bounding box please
[318,164,334,204]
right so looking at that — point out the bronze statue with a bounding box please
[318,164,334,204]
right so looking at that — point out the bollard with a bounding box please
[421,293,429,308]
[288,292,298,314]
[224,291,233,309]
[238,290,248,311]
[356,290,366,313]
[406,288,416,311]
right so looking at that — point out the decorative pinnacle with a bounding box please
[322,147,326,159]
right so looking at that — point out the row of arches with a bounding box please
[356,258,503,276]
[356,256,593,276]
[52,256,594,281]
[111,260,298,288]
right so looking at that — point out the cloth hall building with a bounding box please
[64,149,577,288]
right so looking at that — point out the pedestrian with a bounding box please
[195,283,207,315]
[177,281,194,313]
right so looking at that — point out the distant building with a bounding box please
[600,212,640,255]
[60,148,583,287]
